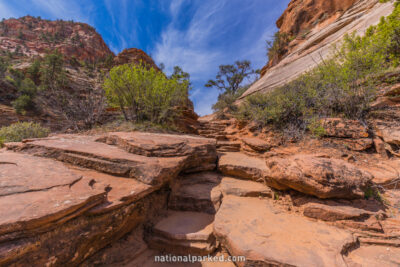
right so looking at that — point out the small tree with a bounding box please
[206,60,256,114]
[103,63,188,124]
[206,60,255,95]
[12,78,37,114]
[39,50,67,91]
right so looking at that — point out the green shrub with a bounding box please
[12,95,33,114]
[0,56,8,78]
[267,32,291,62]
[103,63,188,124]
[0,122,50,142]
[11,78,37,114]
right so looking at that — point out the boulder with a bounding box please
[303,202,372,221]
[376,126,400,145]
[321,118,369,139]
[359,160,400,188]
[265,154,373,199]
[241,137,270,152]
[214,196,356,267]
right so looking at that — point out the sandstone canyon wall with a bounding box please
[240,0,395,99]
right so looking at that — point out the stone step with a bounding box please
[148,211,216,255]
[201,134,229,141]
[198,129,223,135]
[216,141,241,152]
[169,172,222,214]
[218,152,268,182]
[220,177,272,198]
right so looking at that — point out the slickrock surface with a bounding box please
[0,132,217,266]
[214,196,356,267]
[345,245,400,267]
[11,133,216,185]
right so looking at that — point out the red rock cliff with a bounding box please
[277,0,358,37]
[113,48,160,70]
[0,16,113,62]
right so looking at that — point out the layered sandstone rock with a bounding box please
[113,48,160,70]
[241,0,394,98]
[0,132,217,266]
[0,16,113,62]
[265,154,373,199]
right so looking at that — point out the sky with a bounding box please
[0,0,290,115]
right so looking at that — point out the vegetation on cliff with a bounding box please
[238,2,400,138]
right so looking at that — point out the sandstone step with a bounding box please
[302,202,374,222]
[220,177,272,198]
[98,132,216,157]
[12,134,217,185]
[169,172,222,214]
[241,137,270,153]
[218,152,268,182]
[216,141,241,152]
[148,211,216,255]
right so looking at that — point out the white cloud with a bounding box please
[152,0,290,115]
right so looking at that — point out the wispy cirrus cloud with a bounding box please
[0,0,290,115]
[152,0,290,115]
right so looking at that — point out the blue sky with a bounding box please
[0,0,290,115]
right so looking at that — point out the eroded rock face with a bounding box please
[113,48,160,70]
[265,154,373,199]
[214,196,356,267]
[0,132,217,266]
[321,118,369,139]
[0,16,113,62]
[241,0,394,98]
[277,0,358,38]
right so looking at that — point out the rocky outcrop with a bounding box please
[0,16,113,62]
[0,132,217,266]
[2,125,400,266]
[265,154,373,199]
[277,0,358,38]
[113,48,160,70]
[241,0,394,98]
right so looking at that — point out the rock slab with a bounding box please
[214,196,356,267]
